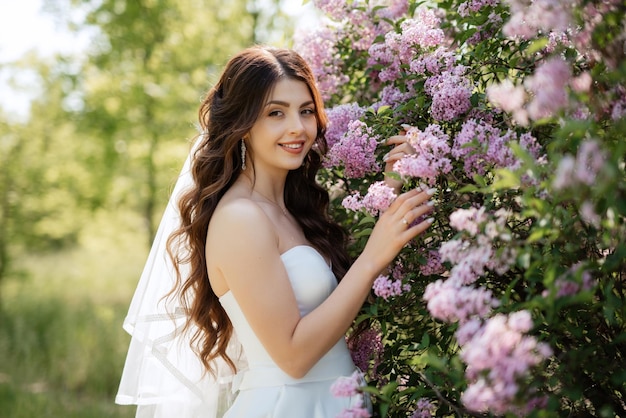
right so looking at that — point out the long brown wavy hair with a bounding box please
[166,46,352,375]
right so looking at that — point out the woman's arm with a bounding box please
[206,189,434,378]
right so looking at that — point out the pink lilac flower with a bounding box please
[336,396,372,418]
[424,68,473,121]
[452,119,528,177]
[294,24,348,101]
[455,318,483,345]
[331,370,364,397]
[419,250,445,276]
[575,139,605,185]
[411,397,435,418]
[409,47,457,75]
[544,30,570,54]
[545,263,596,298]
[552,155,576,190]
[400,12,446,50]
[373,274,411,300]
[460,312,552,415]
[524,56,571,120]
[326,120,381,178]
[367,7,446,82]
[466,12,503,45]
[423,279,499,323]
[341,181,397,216]
[313,0,349,20]
[486,79,526,113]
[325,103,367,148]
[458,0,500,17]
[378,84,415,108]
[373,0,409,20]
[347,327,383,375]
[449,207,487,236]
[502,0,572,40]
[552,139,606,190]
[392,125,452,184]
[579,200,601,227]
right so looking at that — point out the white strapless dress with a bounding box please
[219,245,365,418]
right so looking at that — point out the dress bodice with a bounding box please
[219,245,342,368]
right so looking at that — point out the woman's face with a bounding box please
[246,78,318,175]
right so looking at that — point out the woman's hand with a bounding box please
[361,187,435,274]
[382,125,416,193]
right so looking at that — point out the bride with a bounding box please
[116,45,435,417]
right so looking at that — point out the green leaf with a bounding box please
[491,168,521,190]
[353,227,373,238]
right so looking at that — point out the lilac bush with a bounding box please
[296,0,626,416]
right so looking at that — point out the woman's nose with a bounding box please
[289,113,305,135]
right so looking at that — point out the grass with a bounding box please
[0,209,151,418]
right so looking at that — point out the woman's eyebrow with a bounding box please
[264,100,315,107]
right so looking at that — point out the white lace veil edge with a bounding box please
[115,137,246,418]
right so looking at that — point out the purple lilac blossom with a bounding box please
[335,396,372,418]
[460,312,553,415]
[313,0,352,21]
[419,250,445,276]
[392,125,452,185]
[452,119,517,177]
[424,68,473,121]
[373,274,411,300]
[367,7,446,83]
[502,0,572,40]
[326,120,381,178]
[325,103,367,148]
[373,0,409,20]
[423,279,500,323]
[347,327,383,375]
[330,370,363,397]
[332,370,372,418]
[486,79,526,114]
[458,0,500,16]
[341,181,397,217]
[378,84,416,108]
[552,139,606,190]
[293,24,348,102]
[449,207,487,236]
[524,56,571,120]
[579,200,601,227]
[411,398,435,418]
[409,47,457,75]
[544,263,596,298]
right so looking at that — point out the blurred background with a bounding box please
[0,0,316,416]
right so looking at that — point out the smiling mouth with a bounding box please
[279,143,304,149]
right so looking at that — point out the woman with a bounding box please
[116,46,435,417]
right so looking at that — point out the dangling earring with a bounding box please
[241,139,247,170]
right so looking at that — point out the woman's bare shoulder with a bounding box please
[207,194,278,251]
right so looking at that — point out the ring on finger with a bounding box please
[401,217,409,226]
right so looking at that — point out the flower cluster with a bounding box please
[411,398,435,418]
[459,312,553,415]
[392,125,452,185]
[331,370,371,418]
[342,181,397,217]
[347,326,384,378]
[552,138,606,191]
[424,68,473,121]
[326,103,367,148]
[372,274,411,300]
[326,120,381,178]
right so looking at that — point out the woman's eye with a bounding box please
[268,110,283,117]
[301,108,315,115]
